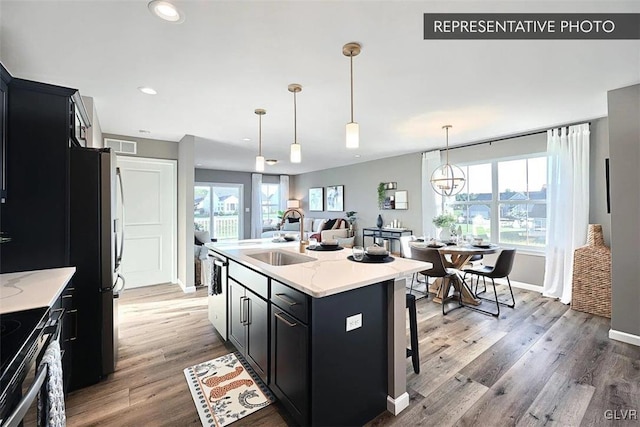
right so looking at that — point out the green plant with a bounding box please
[432,212,456,229]
[377,183,386,209]
[345,211,357,224]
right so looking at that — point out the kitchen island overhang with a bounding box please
[205,240,430,424]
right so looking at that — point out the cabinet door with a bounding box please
[228,279,246,353]
[246,289,268,382]
[271,307,308,424]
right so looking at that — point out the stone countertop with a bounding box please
[205,239,430,298]
[0,267,76,314]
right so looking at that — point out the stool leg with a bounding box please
[407,297,420,374]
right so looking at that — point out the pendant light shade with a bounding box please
[343,42,361,149]
[288,84,302,164]
[255,108,266,172]
[430,125,466,196]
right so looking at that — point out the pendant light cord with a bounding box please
[445,126,449,165]
[293,90,297,145]
[350,52,354,122]
[258,113,262,156]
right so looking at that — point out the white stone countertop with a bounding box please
[0,267,76,314]
[205,239,431,298]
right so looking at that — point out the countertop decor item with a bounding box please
[430,125,466,196]
[347,255,394,264]
[376,214,383,228]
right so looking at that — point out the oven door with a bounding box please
[1,309,63,427]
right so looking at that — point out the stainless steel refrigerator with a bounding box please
[69,147,125,390]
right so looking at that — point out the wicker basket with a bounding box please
[571,224,611,318]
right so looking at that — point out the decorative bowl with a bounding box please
[365,244,388,255]
[321,239,339,247]
[283,235,296,242]
[365,252,389,260]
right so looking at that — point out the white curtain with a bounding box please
[542,124,590,304]
[421,150,442,238]
[251,173,263,239]
[279,175,289,211]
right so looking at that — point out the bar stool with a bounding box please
[406,294,420,374]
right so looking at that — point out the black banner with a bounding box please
[424,13,640,39]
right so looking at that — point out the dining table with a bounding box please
[409,241,501,306]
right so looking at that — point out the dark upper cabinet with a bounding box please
[0,72,90,273]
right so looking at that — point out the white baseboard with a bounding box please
[386,392,410,415]
[177,278,197,294]
[609,329,640,347]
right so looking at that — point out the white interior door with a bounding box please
[117,156,177,288]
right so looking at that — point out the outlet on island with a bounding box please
[346,313,363,331]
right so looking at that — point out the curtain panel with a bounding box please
[543,123,590,304]
[421,150,442,237]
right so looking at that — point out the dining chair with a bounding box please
[401,236,428,299]
[462,249,516,317]
[409,246,461,315]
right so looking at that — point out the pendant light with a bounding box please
[254,109,266,172]
[343,42,361,149]
[288,83,302,163]
[430,125,466,196]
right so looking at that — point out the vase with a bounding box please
[376,214,383,228]
[439,227,451,242]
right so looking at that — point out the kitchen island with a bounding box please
[205,239,430,426]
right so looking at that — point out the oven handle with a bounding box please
[2,363,48,427]
[44,308,65,341]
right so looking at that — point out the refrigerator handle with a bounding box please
[116,167,125,268]
[113,273,126,295]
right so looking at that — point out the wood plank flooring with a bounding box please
[65,283,640,427]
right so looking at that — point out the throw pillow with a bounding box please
[287,217,300,223]
[323,218,337,230]
[282,222,299,231]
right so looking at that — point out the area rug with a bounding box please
[184,352,275,426]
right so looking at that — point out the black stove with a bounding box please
[0,307,50,422]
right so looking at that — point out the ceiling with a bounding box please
[1,1,639,175]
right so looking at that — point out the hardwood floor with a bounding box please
[65,283,640,426]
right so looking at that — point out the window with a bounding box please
[445,154,547,250]
[261,183,280,231]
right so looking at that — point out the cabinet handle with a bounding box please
[274,293,299,307]
[244,297,251,326]
[274,311,297,327]
[66,309,78,342]
[239,296,247,325]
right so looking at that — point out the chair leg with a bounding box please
[505,276,516,308]
[407,295,420,374]
[442,276,464,316]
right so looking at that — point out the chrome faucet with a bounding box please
[282,207,307,252]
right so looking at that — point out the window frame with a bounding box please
[444,152,548,253]
[261,183,280,232]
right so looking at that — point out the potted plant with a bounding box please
[345,211,357,234]
[377,183,386,209]
[432,212,457,240]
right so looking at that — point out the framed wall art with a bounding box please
[325,185,344,212]
[308,187,324,211]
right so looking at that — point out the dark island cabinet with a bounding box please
[227,272,269,383]
[270,305,309,425]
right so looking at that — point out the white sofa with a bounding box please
[261,217,349,242]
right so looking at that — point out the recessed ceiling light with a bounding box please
[196,163,202,167]
[242,137,251,142]
[139,129,151,134]
[148,1,185,23]
[138,86,157,95]
[265,159,278,166]
[354,154,361,158]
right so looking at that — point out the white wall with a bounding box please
[178,135,195,292]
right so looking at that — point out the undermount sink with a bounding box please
[247,250,315,266]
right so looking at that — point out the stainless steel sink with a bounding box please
[247,250,315,266]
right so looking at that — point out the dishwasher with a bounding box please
[206,250,228,340]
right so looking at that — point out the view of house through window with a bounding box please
[261,183,280,232]
[194,183,243,241]
[444,154,547,250]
